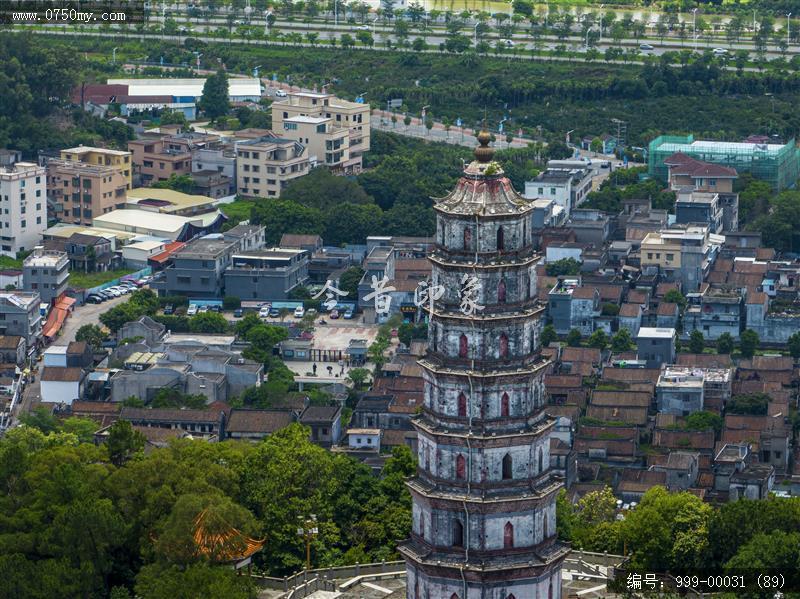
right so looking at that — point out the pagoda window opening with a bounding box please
[453,519,464,547]
[498,278,507,303]
[451,594,460,599]
[456,454,466,480]
[463,227,472,250]
[543,511,548,539]
[497,226,505,251]
[458,392,468,417]
[504,522,514,548]
[538,447,544,473]
[508,595,517,599]
[548,578,554,599]
[502,453,513,480]
[459,333,468,358]
[501,392,510,417]
[499,333,509,359]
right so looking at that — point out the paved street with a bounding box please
[53,294,127,347]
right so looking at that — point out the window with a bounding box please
[496,226,505,251]
[143,160,153,168]
[459,333,468,358]
[455,454,466,480]
[502,453,512,479]
[458,392,467,417]
[550,187,556,195]
[452,520,463,547]
[538,447,544,473]
[463,227,472,250]
[538,187,543,195]
[498,279,507,303]
[503,522,514,548]
[501,392,510,417]
[499,333,509,359]
[284,122,298,130]
[709,178,717,186]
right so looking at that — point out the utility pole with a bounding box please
[692,8,698,51]
[296,515,318,571]
[788,13,792,46]
[112,47,118,65]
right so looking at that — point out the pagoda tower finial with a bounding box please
[474,110,494,163]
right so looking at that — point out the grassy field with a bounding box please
[69,269,137,290]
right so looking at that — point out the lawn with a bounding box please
[69,269,137,290]
[221,199,256,228]
[0,255,22,270]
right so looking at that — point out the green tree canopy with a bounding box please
[739,329,760,358]
[611,329,634,353]
[198,69,230,120]
[689,330,705,354]
[189,312,229,334]
[566,329,582,347]
[716,332,734,355]
[75,323,108,348]
[545,258,582,277]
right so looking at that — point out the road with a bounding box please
[53,294,128,347]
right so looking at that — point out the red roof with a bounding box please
[665,152,737,178]
[149,241,186,264]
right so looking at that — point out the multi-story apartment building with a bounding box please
[0,161,47,256]
[128,132,219,187]
[683,285,744,340]
[271,91,370,172]
[46,160,128,226]
[224,248,309,300]
[235,135,309,198]
[59,146,132,189]
[23,248,69,305]
[524,159,594,216]
[153,237,238,298]
[281,116,354,172]
[0,291,43,349]
[640,225,722,292]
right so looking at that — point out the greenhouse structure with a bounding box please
[648,134,800,191]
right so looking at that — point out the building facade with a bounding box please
[59,146,132,189]
[235,135,310,198]
[46,160,129,226]
[23,248,69,305]
[223,248,309,301]
[399,133,567,599]
[0,162,47,257]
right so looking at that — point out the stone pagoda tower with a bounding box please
[399,131,568,599]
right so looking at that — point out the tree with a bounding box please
[716,332,734,355]
[75,324,107,348]
[222,296,241,310]
[346,367,370,389]
[566,329,582,347]
[740,329,759,358]
[106,420,145,466]
[788,331,800,359]
[683,411,724,436]
[135,563,257,599]
[727,393,769,416]
[251,199,324,246]
[338,266,365,300]
[540,324,557,347]
[587,329,608,350]
[189,312,229,334]
[589,137,603,154]
[198,70,230,121]
[664,288,687,309]
[152,174,195,194]
[545,257,581,277]
[688,330,704,354]
[611,329,634,353]
[725,531,800,582]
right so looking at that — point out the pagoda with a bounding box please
[398,131,569,598]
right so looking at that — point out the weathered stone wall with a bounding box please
[407,564,560,599]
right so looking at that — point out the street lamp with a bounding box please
[422,104,430,134]
[334,0,338,27]
[474,21,480,43]
[788,13,792,46]
[193,51,202,69]
[264,10,272,36]
[296,515,318,571]
[692,8,698,51]
[112,47,119,65]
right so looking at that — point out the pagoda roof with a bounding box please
[191,508,264,563]
[434,162,533,216]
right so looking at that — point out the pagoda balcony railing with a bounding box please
[405,532,564,561]
[422,351,549,373]
[414,470,554,494]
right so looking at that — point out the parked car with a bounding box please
[104,288,121,297]
[163,304,174,315]
[330,309,339,319]
[269,308,280,318]
[274,89,287,97]
[233,308,244,318]
[344,309,354,319]
[294,306,305,318]
[639,43,654,51]
[306,308,317,317]
[199,305,209,313]
[712,47,728,55]
[98,291,114,300]
[210,304,221,312]
[259,305,271,318]
[499,39,514,47]
[187,304,198,316]
[85,295,104,304]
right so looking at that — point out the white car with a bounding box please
[712,48,728,55]
[274,89,287,98]
[294,306,305,318]
[187,304,198,315]
[104,288,121,297]
[499,39,514,48]
[356,24,370,31]
[259,305,271,318]
[639,43,655,51]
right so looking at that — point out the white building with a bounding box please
[0,162,47,257]
[524,160,594,216]
[347,428,381,450]
[40,366,85,405]
[107,78,263,102]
